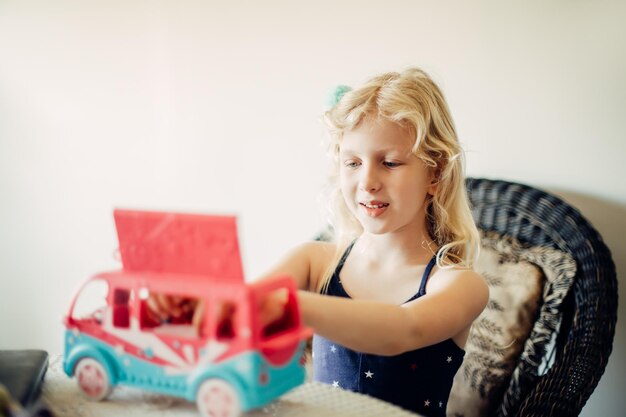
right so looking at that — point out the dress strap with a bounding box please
[322,240,357,296]
[417,255,438,296]
[334,240,356,277]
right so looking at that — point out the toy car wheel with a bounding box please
[74,357,113,401]
[196,378,241,417]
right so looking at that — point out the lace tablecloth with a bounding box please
[42,355,420,417]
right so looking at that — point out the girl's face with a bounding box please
[339,117,435,237]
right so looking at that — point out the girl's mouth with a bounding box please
[359,202,389,217]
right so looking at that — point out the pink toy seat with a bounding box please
[112,305,130,328]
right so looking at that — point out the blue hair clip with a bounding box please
[327,85,352,108]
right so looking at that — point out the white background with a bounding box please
[1,1,624,415]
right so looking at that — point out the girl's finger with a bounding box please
[145,296,166,323]
[192,300,205,330]
[156,294,184,318]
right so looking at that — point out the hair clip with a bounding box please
[327,85,352,108]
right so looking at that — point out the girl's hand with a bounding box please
[143,288,290,332]
[258,288,289,327]
[145,294,198,324]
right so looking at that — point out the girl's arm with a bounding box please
[256,241,335,291]
[245,241,333,327]
[298,268,488,355]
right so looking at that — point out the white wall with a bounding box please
[1,1,624,415]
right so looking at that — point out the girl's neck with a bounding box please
[355,229,437,267]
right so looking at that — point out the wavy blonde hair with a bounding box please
[318,67,479,293]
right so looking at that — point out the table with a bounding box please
[42,355,421,417]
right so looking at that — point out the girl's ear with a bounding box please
[427,182,437,196]
[427,168,440,196]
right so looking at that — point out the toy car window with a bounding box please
[72,279,108,324]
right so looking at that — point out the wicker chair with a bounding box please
[466,177,618,417]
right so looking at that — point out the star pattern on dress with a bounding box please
[424,399,430,407]
[364,370,374,378]
[330,345,337,353]
[446,356,452,363]
[439,401,443,408]
[410,363,417,371]
[332,381,340,388]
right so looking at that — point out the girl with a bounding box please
[149,67,488,417]
[257,67,488,417]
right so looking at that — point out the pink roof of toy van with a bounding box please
[113,209,244,281]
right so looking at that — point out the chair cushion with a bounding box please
[447,231,576,417]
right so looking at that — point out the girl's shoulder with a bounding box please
[434,264,481,277]
[427,266,488,302]
[431,264,484,283]
[293,240,337,255]
[300,240,338,266]
[296,241,339,291]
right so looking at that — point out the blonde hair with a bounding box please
[318,67,479,293]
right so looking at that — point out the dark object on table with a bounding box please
[0,384,54,417]
[0,351,48,408]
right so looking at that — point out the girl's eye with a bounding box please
[344,160,360,168]
[383,161,402,168]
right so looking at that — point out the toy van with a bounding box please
[63,209,311,417]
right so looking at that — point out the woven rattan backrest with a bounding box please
[466,178,617,417]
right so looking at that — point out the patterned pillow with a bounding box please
[447,231,576,417]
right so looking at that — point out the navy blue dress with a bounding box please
[312,242,465,417]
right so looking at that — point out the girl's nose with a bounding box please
[359,166,382,192]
